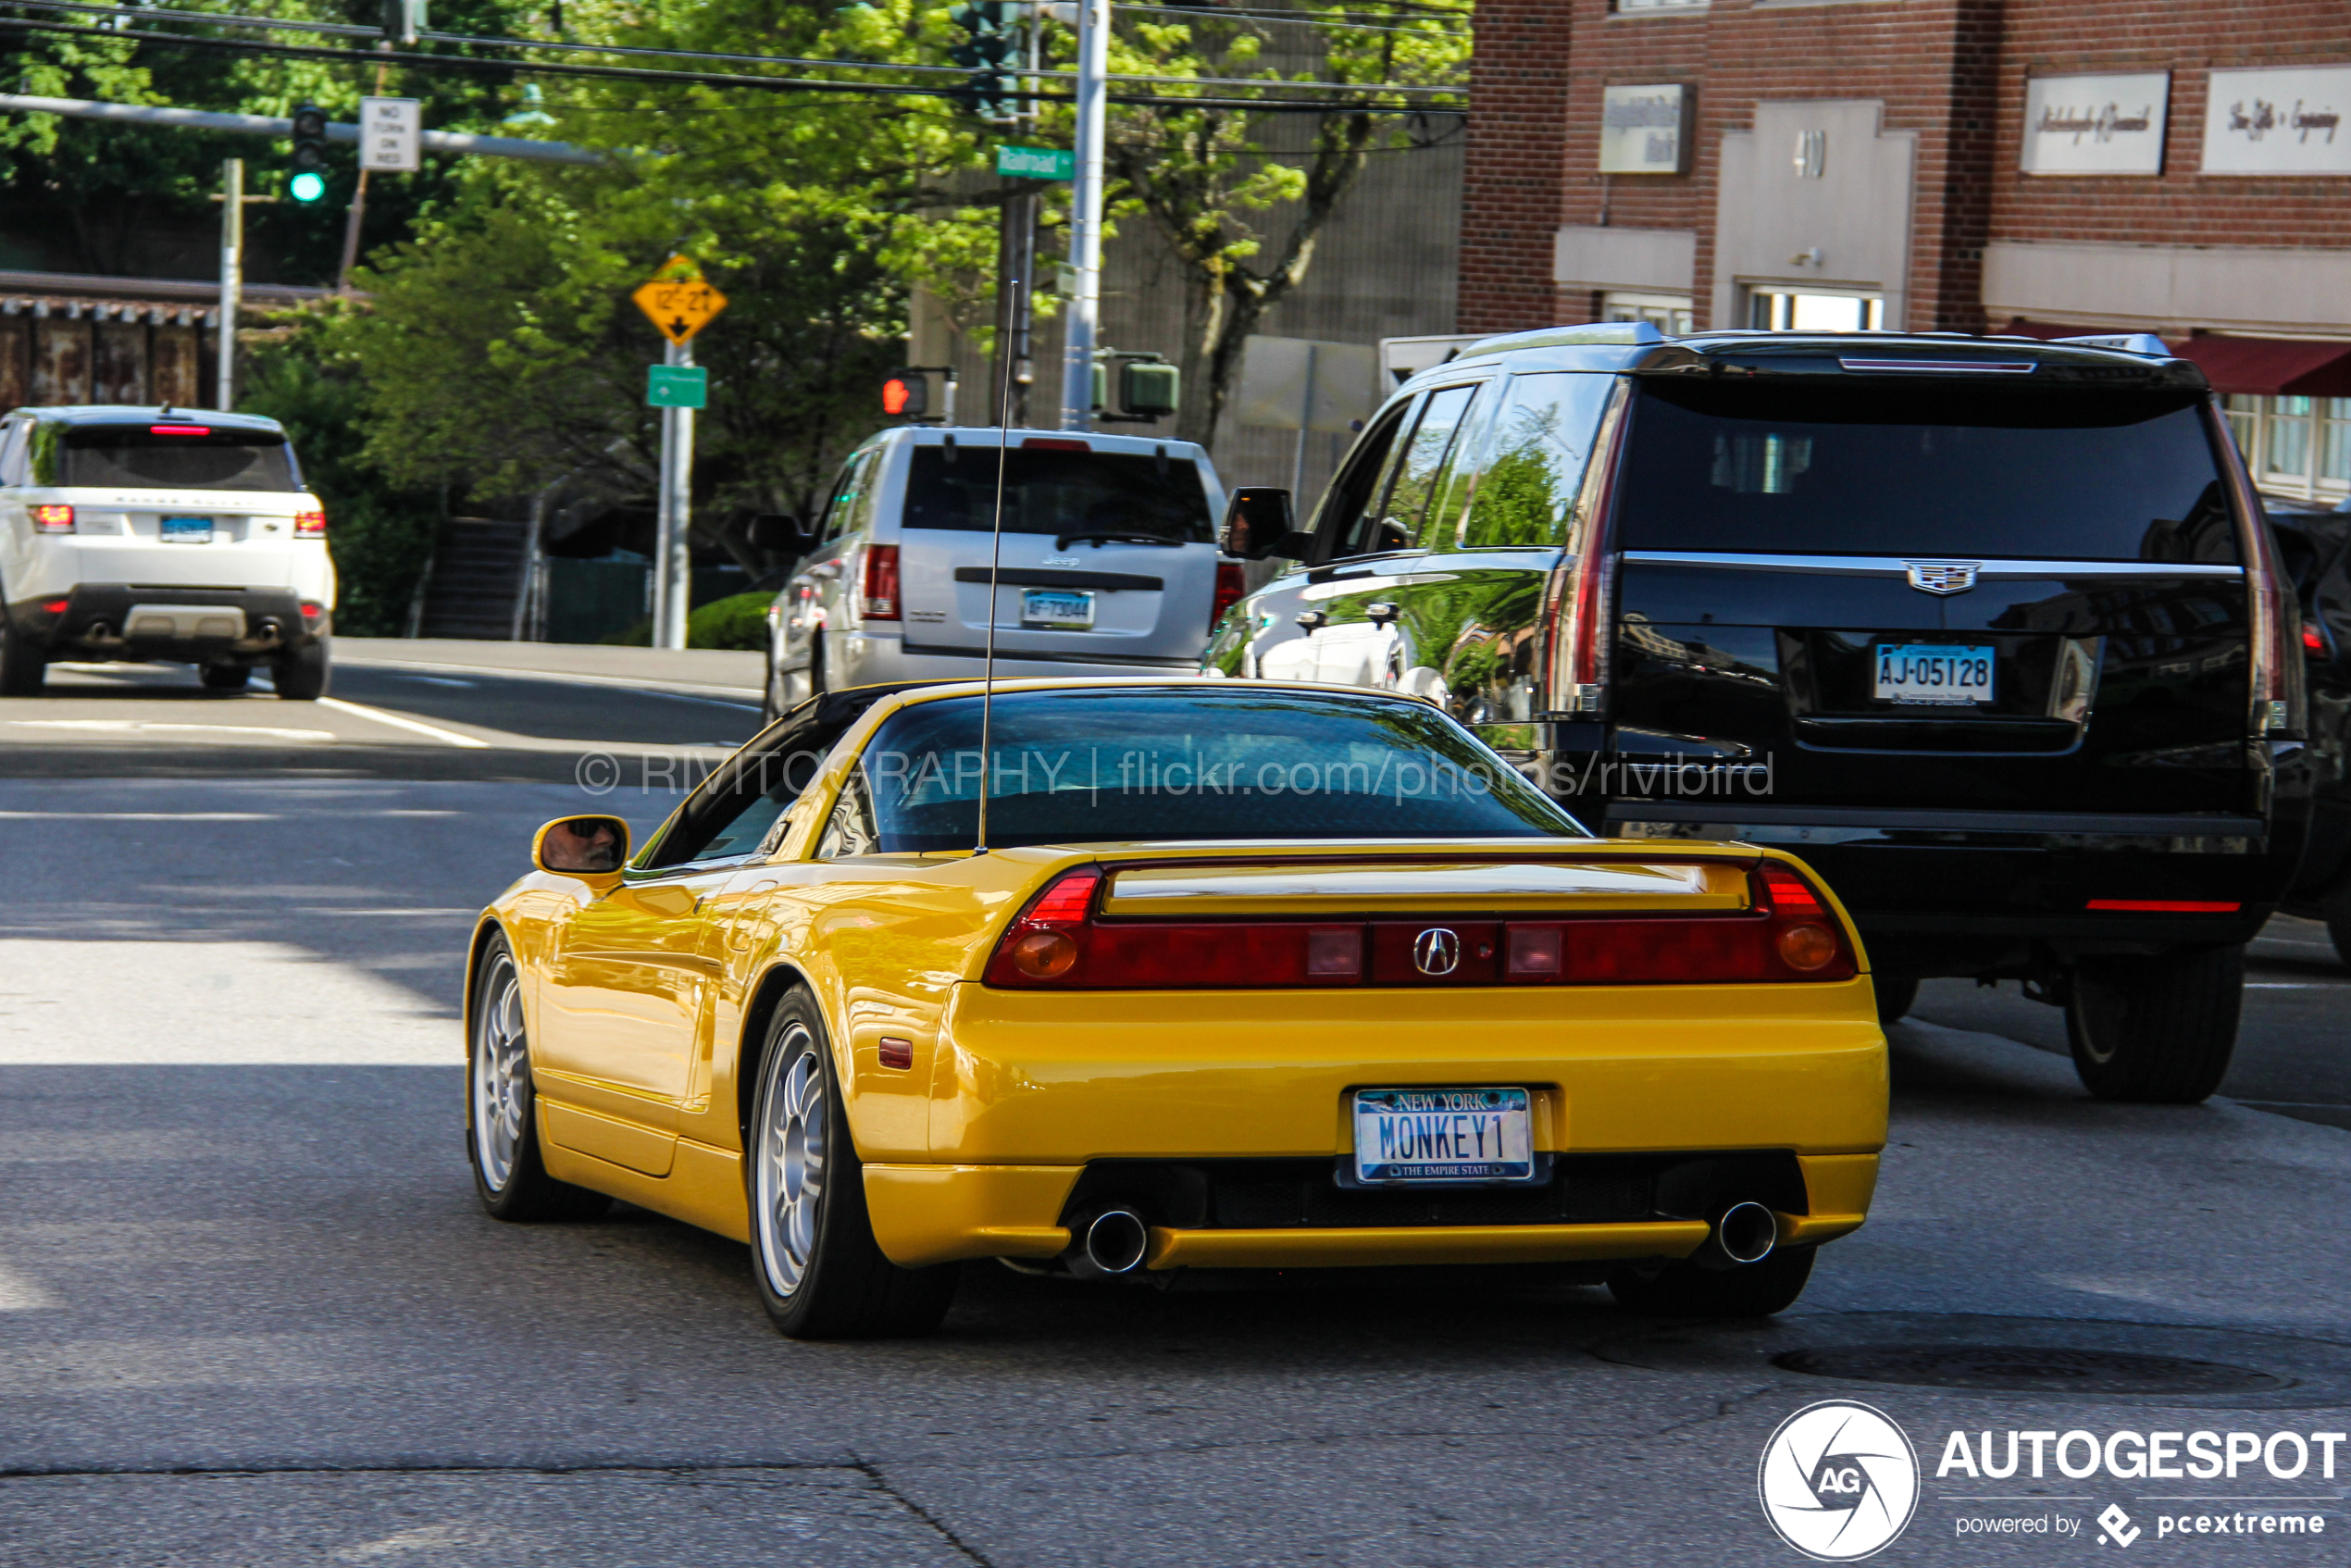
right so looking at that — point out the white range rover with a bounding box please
[0,405,335,699]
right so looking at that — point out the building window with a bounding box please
[1614,0,1708,11]
[2229,393,2351,503]
[1748,290,1884,331]
[1602,291,1695,335]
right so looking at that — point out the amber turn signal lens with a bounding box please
[1776,923,1839,972]
[1011,929,1078,979]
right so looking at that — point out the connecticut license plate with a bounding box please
[1351,1087,1534,1185]
[159,515,214,543]
[1874,642,1993,705]
[1021,588,1094,628]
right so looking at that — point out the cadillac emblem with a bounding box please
[1904,561,1980,596]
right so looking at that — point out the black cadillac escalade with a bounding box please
[1212,325,2309,1104]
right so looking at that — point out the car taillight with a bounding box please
[31,504,72,533]
[863,543,902,620]
[294,510,326,537]
[1211,561,1245,632]
[2213,397,2302,736]
[983,861,1859,989]
[1544,383,1630,716]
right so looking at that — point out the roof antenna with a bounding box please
[975,277,1020,856]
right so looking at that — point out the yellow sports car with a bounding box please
[466,678,1885,1338]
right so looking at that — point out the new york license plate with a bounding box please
[1022,588,1094,628]
[160,515,214,543]
[1874,643,1994,705]
[1351,1087,1534,1185]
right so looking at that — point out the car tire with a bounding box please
[2063,944,2244,1104]
[807,629,827,701]
[467,936,613,1223]
[762,654,788,726]
[0,618,45,696]
[1607,1246,1815,1318]
[199,664,251,691]
[274,638,330,701]
[2323,879,2351,968]
[1872,974,1919,1026]
[745,989,958,1339]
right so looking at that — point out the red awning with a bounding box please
[2000,317,2351,397]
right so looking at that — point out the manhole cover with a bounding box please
[1774,1343,2289,1396]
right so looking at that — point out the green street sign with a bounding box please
[996,144,1075,180]
[647,365,708,409]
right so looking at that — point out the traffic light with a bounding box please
[949,1,1021,124]
[882,370,927,418]
[289,104,329,204]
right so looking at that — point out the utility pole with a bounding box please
[1059,0,1106,432]
[216,157,243,412]
[652,337,695,650]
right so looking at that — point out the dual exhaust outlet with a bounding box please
[1063,1200,1779,1277]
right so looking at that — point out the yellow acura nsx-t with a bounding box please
[466,678,1885,1338]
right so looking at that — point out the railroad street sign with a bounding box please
[647,364,708,408]
[359,96,421,173]
[631,255,728,345]
[996,144,1075,180]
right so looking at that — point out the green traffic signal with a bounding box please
[289,170,328,204]
[289,103,330,205]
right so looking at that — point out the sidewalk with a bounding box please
[335,637,765,697]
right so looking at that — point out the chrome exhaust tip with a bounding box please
[1692,1201,1778,1271]
[1075,1209,1150,1277]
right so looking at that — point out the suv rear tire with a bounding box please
[1873,974,1919,1026]
[2323,879,2351,968]
[274,639,330,701]
[0,620,44,696]
[2064,945,2244,1103]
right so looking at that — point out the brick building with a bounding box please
[1459,0,2351,501]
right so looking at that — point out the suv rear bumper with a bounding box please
[7,585,329,663]
[1601,802,2302,973]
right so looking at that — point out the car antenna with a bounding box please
[975,279,1019,856]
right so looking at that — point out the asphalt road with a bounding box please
[2,648,2347,1566]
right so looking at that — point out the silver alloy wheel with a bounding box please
[471,956,530,1191]
[755,1026,827,1297]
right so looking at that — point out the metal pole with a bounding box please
[651,338,694,650]
[216,157,242,412]
[1059,0,1106,431]
[996,187,1037,428]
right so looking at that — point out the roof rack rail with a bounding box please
[2053,332,2171,357]
[1457,321,1666,358]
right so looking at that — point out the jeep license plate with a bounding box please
[1021,589,1094,629]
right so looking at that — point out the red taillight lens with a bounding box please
[863,543,902,620]
[294,510,326,537]
[2305,621,2327,654]
[1545,385,1629,716]
[1211,561,1246,632]
[2214,397,2300,735]
[39,598,68,616]
[31,504,72,533]
[983,866,1104,986]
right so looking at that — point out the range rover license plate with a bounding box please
[1021,588,1094,629]
[1352,1087,1534,1185]
[160,515,214,543]
[1874,642,1993,705]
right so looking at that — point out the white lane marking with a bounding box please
[0,810,276,820]
[2245,982,2345,989]
[337,654,761,705]
[291,907,477,916]
[316,696,491,749]
[3,719,334,741]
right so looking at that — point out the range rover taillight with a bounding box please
[983,861,1859,989]
[31,504,72,533]
[294,510,327,537]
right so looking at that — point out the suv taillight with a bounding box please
[1545,382,1631,716]
[982,861,1859,989]
[31,504,72,533]
[2213,396,2304,737]
[862,543,902,620]
[1211,561,1245,632]
[294,510,326,537]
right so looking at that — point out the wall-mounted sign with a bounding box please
[2203,65,2351,175]
[1599,84,1690,175]
[2020,72,2169,176]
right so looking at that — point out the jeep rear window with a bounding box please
[901,446,1213,541]
[1617,382,2239,563]
[45,424,301,492]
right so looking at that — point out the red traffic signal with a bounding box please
[882,370,927,418]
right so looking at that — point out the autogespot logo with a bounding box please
[1760,1400,1922,1561]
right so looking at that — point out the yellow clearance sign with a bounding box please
[631,255,728,346]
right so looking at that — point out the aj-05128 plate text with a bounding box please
[1351,1087,1535,1185]
[1874,643,1994,706]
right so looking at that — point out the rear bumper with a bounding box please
[1604,802,2302,970]
[8,584,329,662]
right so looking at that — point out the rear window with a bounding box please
[818,688,1586,854]
[38,422,301,492]
[1617,382,2238,563]
[901,445,1213,541]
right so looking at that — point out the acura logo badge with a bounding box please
[1905,560,1979,596]
[1412,927,1462,976]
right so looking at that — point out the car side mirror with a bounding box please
[748,513,809,554]
[1222,488,1308,561]
[534,815,629,877]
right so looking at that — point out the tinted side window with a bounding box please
[900,446,1212,541]
[1372,384,1482,551]
[1617,381,2237,562]
[0,419,27,486]
[829,449,882,541]
[1459,373,1617,549]
[1314,400,1415,561]
[60,425,300,492]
